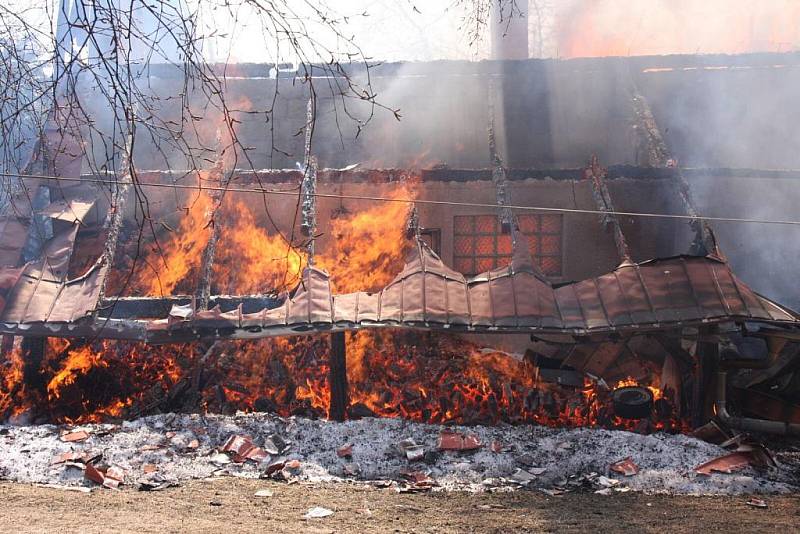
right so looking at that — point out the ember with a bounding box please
[0,170,689,430]
[0,330,685,431]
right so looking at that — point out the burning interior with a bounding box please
[1,53,800,443]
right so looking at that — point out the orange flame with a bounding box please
[317,183,415,293]
[0,94,687,432]
[213,199,305,294]
[131,187,214,296]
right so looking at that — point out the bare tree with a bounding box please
[0,1,525,297]
[453,0,525,50]
[0,1,406,295]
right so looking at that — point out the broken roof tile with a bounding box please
[60,430,90,443]
[695,451,754,476]
[610,457,639,477]
[438,431,482,452]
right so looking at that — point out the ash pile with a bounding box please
[0,412,796,495]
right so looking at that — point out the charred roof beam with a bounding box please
[487,77,513,234]
[629,85,718,256]
[585,155,632,264]
[301,97,318,266]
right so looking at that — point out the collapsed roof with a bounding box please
[4,54,800,344]
[0,229,797,343]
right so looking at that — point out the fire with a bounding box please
[0,172,685,430]
[614,376,663,401]
[47,343,106,400]
[317,184,415,293]
[0,95,686,432]
[212,199,306,294]
[0,339,189,423]
[129,187,215,296]
[0,346,25,420]
[0,331,684,432]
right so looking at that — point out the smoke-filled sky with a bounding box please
[205,0,800,62]
[10,0,800,62]
[554,0,800,58]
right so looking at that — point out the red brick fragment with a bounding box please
[143,464,158,474]
[610,457,639,477]
[60,430,89,443]
[695,451,753,476]
[221,434,267,463]
[337,444,353,458]
[51,451,84,465]
[437,431,481,451]
[84,464,105,485]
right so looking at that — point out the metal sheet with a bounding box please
[2,235,798,341]
[39,199,96,223]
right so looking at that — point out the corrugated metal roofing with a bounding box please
[148,240,798,340]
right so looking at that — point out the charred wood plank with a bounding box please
[328,331,349,421]
[652,333,695,369]
[732,386,800,424]
[301,98,318,264]
[195,220,220,311]
[487,77,513,232]
[629,86,717,255]
[95,159,132,308]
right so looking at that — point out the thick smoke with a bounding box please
[77,1,800,310]
[554,0,800,58]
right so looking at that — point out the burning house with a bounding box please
[1,47,799,449]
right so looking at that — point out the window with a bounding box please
[420,228,441,256]
[453,214,562,276]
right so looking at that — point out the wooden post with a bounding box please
[328,331,349,421]
[693,327,718,428]
[21,336,47,392]
[0,335,14,357]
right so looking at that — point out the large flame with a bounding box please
[0,172,684,430]
[212,199,306,294]
[130,186,215,297]
[317,184,415,293]
[0,332,683,432]
[0,98,686,432]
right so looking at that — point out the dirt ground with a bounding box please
[0,479,797,533]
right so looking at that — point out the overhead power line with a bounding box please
[2,171,800,227]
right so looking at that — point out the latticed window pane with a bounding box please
[541,214,561,233]
[518,214,539,234]
[497,234,513,255]
[452,214,562,277]
[454,257,473,274]
[454,216,473,235]
[475,215,496,234]
[527,235,540,255]
[475,236,494,255]
[453,236,474,255]
[476,257,495,272]
[496,255,512,268]
[541,235,560,255]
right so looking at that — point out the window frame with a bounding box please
[452,213,563,276]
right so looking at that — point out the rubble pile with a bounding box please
[0,412,795,495]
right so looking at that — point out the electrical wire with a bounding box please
[3,171,800,227]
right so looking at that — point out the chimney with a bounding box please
[490,0,529,60]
